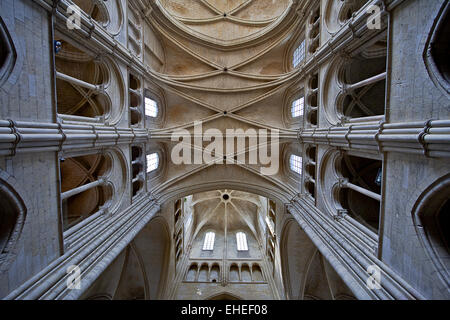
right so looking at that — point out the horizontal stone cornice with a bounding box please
[0,120,149,156]
[299,119,450,158]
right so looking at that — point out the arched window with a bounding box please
[202,232,215,251]
[290,155,303,175]
[293,40,306,68]
[146,153,159,173]
[145,97,158,118]
[291,96,305,118]
[236,232,248,251]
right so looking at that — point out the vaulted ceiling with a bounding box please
[145,0,303,202]
[188,189,265,241]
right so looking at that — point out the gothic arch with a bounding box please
[0,175,27,271]
[144,83,167,128]
[154,177,295,206]
[280,218,356,300]
[146,142,168,182]
[82,216,171,300]
[206,292,242,300]
[113,244,148,300]
[282,143,303,184]
[283,24,306,72]
[334,153,382,233]
[318,148,382,233]
[412,174,450,290]
[280,219,316,299]
[0,16,23,92]
[134,217,171,299]
[324,0,369,35]
[318,149,342,216]
[185,263,199,282]
[282,82,305,129]
[60,147,129,230]
[72,0,124,36]
[0,18,14,89]
[321,56,346,125]
[72,0,109,26]
[60,152,113,231]
[54,37,125,125]
[424,1,450,96]
[338,55,386,120]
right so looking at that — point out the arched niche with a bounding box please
[252,264,264,282]
[54,37,125,125]
[0,177,26,269]
[186,263,198,282]
[308,6,321,54]
[198,264,209,282]
[338,55,386,119]
[324,0,369,34]
[318,148,382,234]
[129,72,142,127]
[72,0,109,25]
[127,2,142,58]
[304,145,317,199]
[71,0,124,36]
[335,154,382,233]
[241,264,251,282]
[210,264,221,283]
[60,148,128,232]
[132,179,144,198]
[412,174,450,289]
[322,44,387,125]
[425,1,450,96]
[229,264,240,282]
[55,41,109,117]
[60,153,112,231]
[131,145,145,198]
[0,17,16,89]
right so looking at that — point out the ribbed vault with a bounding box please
[145,0,303,200]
